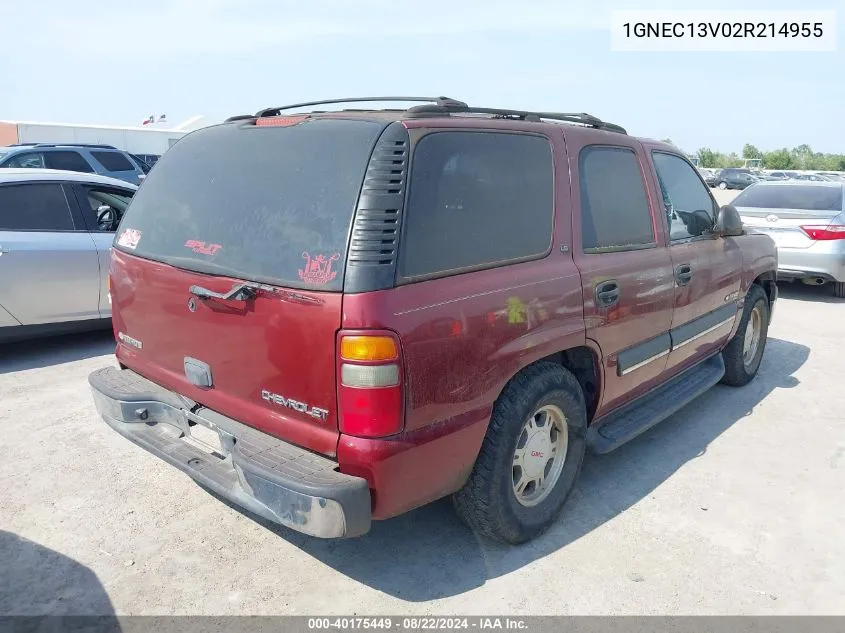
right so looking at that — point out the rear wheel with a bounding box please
[718,181,727,190]
[452,362,587,544]
[834,282,845,298]
[721,285,769,387]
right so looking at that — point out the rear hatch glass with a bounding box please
[115,118,386,290]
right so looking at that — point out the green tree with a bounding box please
[791,144,814,169]
[762,148,794,170]
[696,147,719,168]
[742,144,762,159]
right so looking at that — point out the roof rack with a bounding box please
[404,104,626,134]
[254,96,468,119]
[24,143,119,150]
[237,96,626,134]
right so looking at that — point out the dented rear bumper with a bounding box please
[88,366,371,538]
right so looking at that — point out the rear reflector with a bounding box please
[800,225,845,240]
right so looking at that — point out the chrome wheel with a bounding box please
[743,302,763,368]
[718,181,727,190]
[512,404,568,507]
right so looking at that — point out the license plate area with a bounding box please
[184,422,226,458]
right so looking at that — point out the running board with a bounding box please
[586,354,725,454]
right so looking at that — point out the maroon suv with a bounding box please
[89,97,778,544]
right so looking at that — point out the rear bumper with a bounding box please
[88,367,371,538]
[776,243,845,283]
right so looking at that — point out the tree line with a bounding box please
[660,139,845,171]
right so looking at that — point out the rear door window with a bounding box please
[91,151,135,172]
[0,183,75,231]
[579,146,655,252]
[399,131,554,279]
[114,118,385,290]
[44,151,95,173]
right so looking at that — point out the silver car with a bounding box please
[732,180,845,297]
[0,168,137,342]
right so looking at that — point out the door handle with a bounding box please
[595,280,620,307]
[0,246,9,256]
[676,264,693,286]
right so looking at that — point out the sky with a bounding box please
[1,0,843,155]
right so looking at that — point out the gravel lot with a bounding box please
[2,187,843,616]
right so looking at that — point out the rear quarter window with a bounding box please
[398,131,554,280]
[91,151,135,172]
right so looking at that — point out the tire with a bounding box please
[452,362,587,544]
[834,282,845,298]
[721,284,769,387]
[718,181,727,190]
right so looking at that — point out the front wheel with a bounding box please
[721,285,769,387]
[452,363,587,544]
[718,181,728,190]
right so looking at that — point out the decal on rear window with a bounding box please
[117,228,142,250]
[184,239,223,256]
[298,251,340,285]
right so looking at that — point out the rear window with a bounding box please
[733,185,843,211]
[115,118,385,290]
[92,150,135,172]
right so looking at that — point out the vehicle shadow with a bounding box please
[0,530,120,629]
[0,330,114,375]
[777,281,845,304]
[207,337,809,601]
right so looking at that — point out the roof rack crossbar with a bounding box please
[255,96,468,118]
[403,104,626,134]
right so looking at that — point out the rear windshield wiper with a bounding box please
[189,281,274,302]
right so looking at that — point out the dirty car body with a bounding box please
[88,97,778,542]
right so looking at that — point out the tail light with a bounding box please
[800,225,845,240]
[337,331,403,438]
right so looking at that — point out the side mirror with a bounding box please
[715,204,744,237]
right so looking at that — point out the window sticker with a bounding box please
[184,239,223,256]
[298,252,340,285]
[117,228,142,250]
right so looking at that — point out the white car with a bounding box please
[0,168,137,342]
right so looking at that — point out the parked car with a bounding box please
[88,97,777,544]
[766,171,793,181]
[733,180,845,297]
[0,143,147,185]
[715,168,757,190]
[698,168,719,187]
[792,173,833,182]
[0,169,137,342]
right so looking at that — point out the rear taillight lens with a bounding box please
[800,225,845,240]
[337,331,403,438]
